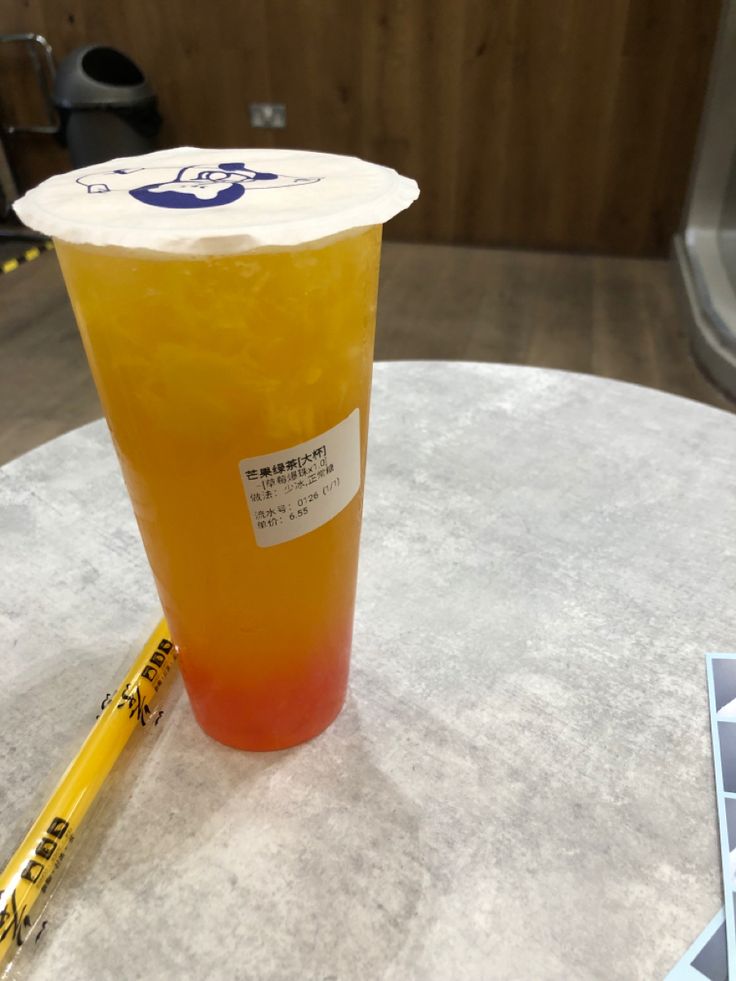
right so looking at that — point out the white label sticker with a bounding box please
[239,409,361,548]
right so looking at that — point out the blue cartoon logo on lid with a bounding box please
[75,162,320,209]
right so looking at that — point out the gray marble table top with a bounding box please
[2,362,736,980]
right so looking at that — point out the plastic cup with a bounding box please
[15,148,417,751]
[54,226,383,750]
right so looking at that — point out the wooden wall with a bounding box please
[0,0,722,256]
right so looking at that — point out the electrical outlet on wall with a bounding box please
[249,103,287,129]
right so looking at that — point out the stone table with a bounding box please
[2,362,736,980]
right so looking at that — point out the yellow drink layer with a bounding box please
[55,227,382,750]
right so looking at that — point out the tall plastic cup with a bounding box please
[15,149,418,751]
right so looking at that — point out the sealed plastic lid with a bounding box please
[13,147,419,255]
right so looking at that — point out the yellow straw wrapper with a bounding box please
[0,619,176,966]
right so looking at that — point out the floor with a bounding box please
[0,241,731,466]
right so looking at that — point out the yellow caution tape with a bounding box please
[0,240,53,276]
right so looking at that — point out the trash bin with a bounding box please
[53,45,161,167]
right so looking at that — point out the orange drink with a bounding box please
[55,228,381,749]
[15,148,418,751]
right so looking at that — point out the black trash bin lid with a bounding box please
[53,44,154,109]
